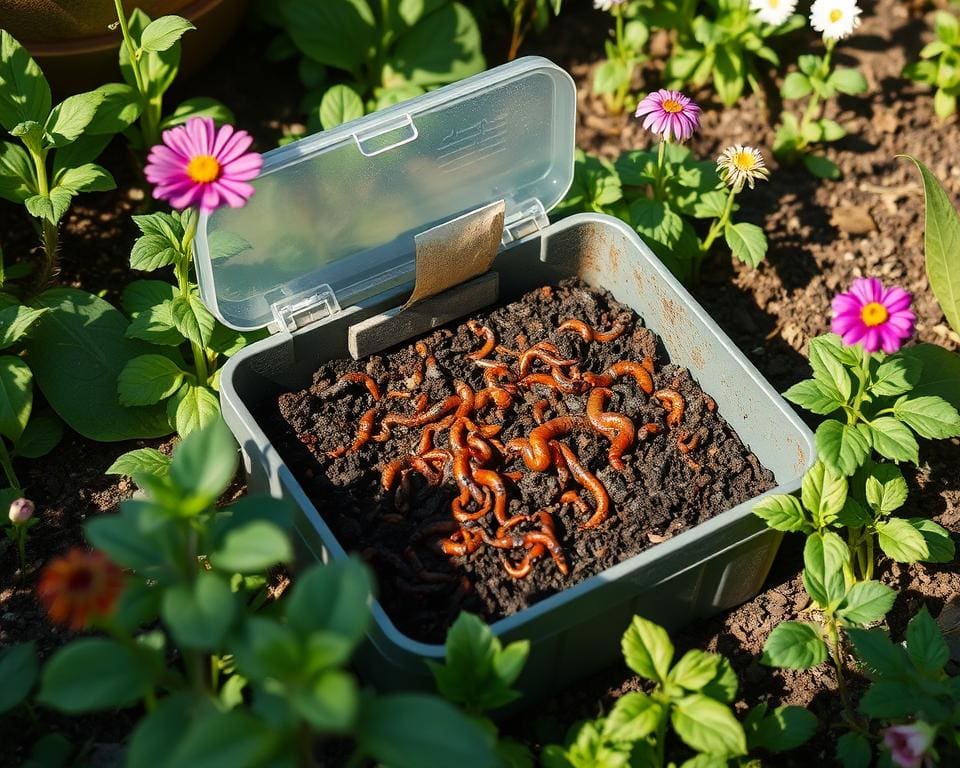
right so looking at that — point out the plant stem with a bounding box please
[798,39,836,151]
[609,7,631,114]
[26,147,59,291]
[865,534,874,582]
[113,0,161,147]
[653,707,668,767]
[0,438,21,490]
[177,211,209,386]
[654,139,667,200]
[827,617,854,716]
[700,186,738,254]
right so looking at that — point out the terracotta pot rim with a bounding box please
[20,0,233,56]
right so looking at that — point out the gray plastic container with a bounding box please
[200,58,816,698]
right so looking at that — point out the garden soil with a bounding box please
[1,0,958,764]
[260,281,774,644]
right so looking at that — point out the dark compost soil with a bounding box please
[261,281,775,643]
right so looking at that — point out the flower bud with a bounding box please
[8,498,34,525]
[883,721,936,768]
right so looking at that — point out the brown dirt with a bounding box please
[260,281,774,644]
[0,0,957,763]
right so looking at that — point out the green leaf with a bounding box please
[159,97,235,130]
[118,354,186,406]
[0,641,37,714]
[170,417,237,499]
[171,292,216,347]
[25,188,74,224]
[906,607,949,673]
[669,649,721,692]
[166,382,217,437]
[131,233,180,272]
[819,119,846,142]
[119,9,181,100]
[760,621,827,669]
[385,3,485,87]
[593,58,629,95]
[357,693,498,768]
[601,692,663,743]
[846,627,907,676]
[783,378,844,415]
[803,154,841,180]
[140,16,196,53]
[319,84,365,130]
[25,288,171,441]
[809,335,854,400]
[713,45,744,106]
[279,0,377,78]
[803,531,848,607]
[169,710,274,768]
[291,669,358,731]
[781,71,812,99]
[903,156,960,335]
[84,82,141,135]
[286,558,373,643]
[801,460,848,528]
[753,494,811,532]
[38,638,154,713]
[671,694,746,757]
[630,198,684,245]
[44,91,105,147]
[161,572,236,649]
[0,30,52,132]
[837,581,896,625]
[908,517,955,562]
[0,304,47,348]
[934,88,958,119]
[893,394,960,439]
[132,212,183,243]
[829,67,868,94]
[621,615,674,683]
[127,693,199,768]
[85,500,178,573]
[723,221,767,267]
[867,417,920,464]
[876,516,929,562]
[836,732,871,768]
[748,705,818,753]
[864,463,908,514]
[899,344,960,410]
[105,446,170,479]
[14,410,62,458]
[0,141,34,204]
[870,355,922,396]
[51,133,112,177]
[701,655,738,703]
[209,519,292,573]
[0,355,32,442]
[56,163,115,193]
[815,420,870,476]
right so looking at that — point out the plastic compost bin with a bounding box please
[197,56,816,699]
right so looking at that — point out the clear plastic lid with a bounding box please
[194,56,576,331]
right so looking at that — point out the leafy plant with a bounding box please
[543,614,817,766]
[0,31,130,290]
[557,141,768,283]
[473,0,564,60]
[774,42,868,178]
[14,420,501,768]
[111,210,264,444]
[783,334,960,476]
[108,3,234,151]
[755,458,953,582]
[903,11,960,119]
[593,3,650,114]
[273,0,486,131]
[635,0,805,106]
[842,608,960,767]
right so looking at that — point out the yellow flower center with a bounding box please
[734,151,757,170]
[829,8,843,22]
[769,0,779,7]
[186,154,221,184]
[662,99,683,113]
[860,302,889,327]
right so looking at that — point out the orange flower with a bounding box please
[37,549,124,630]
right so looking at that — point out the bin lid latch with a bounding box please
[503,199,548,245]
[269,284,342,334]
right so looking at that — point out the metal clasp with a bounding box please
[270,284,341,333]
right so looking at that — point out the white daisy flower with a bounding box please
[750,0,798,27]
[717,146,770,190]
[594,0,627,10]
[810,0,862,40]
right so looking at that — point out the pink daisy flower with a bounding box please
[831,277,916,354]
[634,89,702,142]
[144,117,263,215]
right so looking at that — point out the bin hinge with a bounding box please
[502,199,548,245]
[270,284,342,333]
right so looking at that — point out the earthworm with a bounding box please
[381,457,410,491]
[560,489,590,517]
[586,388,636,471]
[518,373,564,392]
[639,422,662,439]
[507,416,590,472]
[654,388,685,427]
[502,470,524,483]
[410,456,443,486]
[326,407,377,458]
[555,441,610,529]
[557,317,628,344]
[550,440,571,488]
[452,490,492,523]
[408,361,424,388]
[415,341,440,376]
[677,431,700,454]
[495,345,522,358]
[593,317,629,343]
[482,365,518,391]
[466,320,496,360]
[417,415,456,453]
[383,395,460,429]
[475,387,513,411]
[460,418,501,438]
[518,346,578,377]
[320,371,382,401]
[642,356,655,375]
[532,399,550,425]
[606,361,654,395]
[403,547,456,583]
[421,448,453,469]
[502,540,546,579]
[453,381,476,418]
[374,392,434,440]
[438,527,483,557]
[452,449,484,505]
[523,528,568,575]
[558,319,593,343]
[386,390,412,399]
[473,468,509,524]
[467,433,496,464]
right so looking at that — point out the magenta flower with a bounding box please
[831,277,915,354]
[883,722,935,768]
[634,89,702,142]
[144,117,263,214]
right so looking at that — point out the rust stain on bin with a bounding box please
[689,346,705,370]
